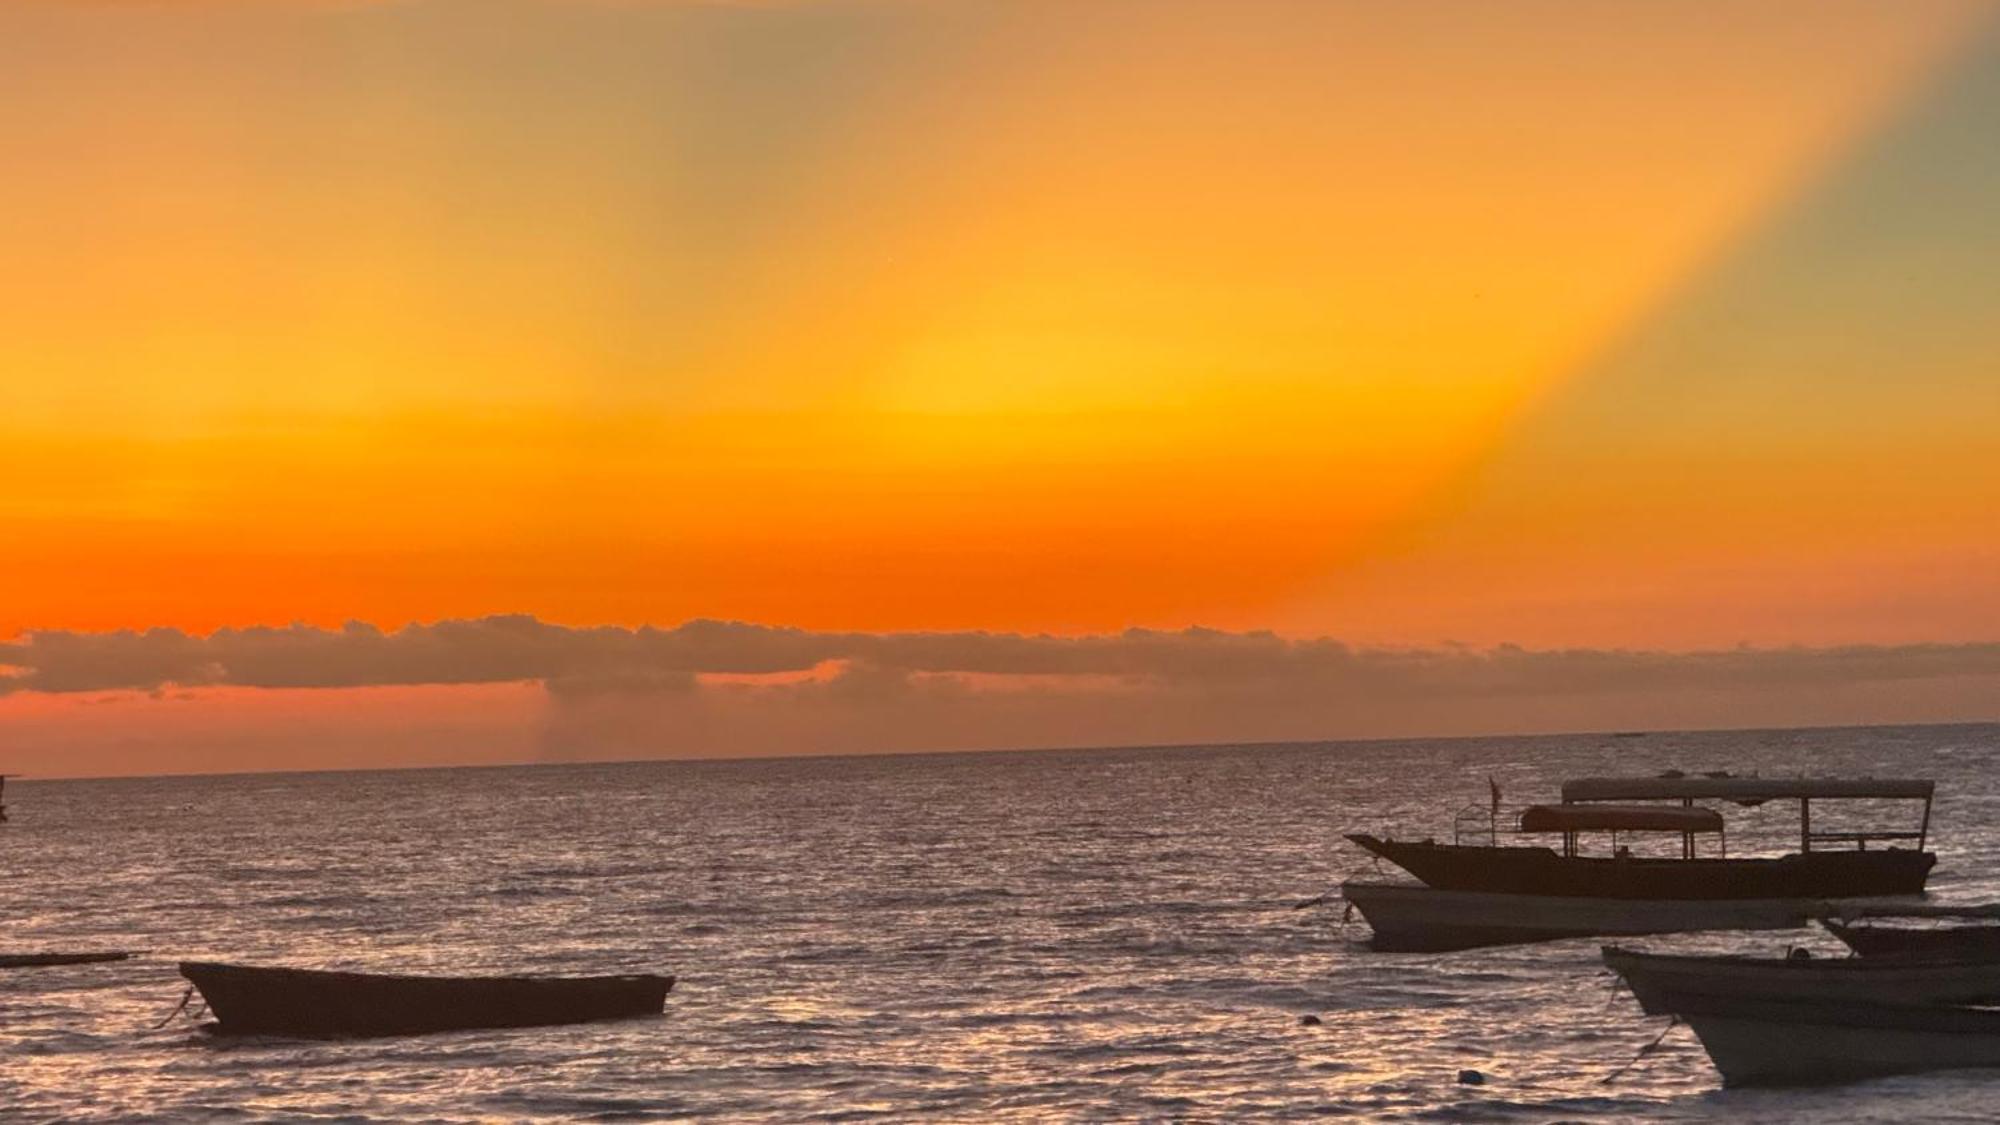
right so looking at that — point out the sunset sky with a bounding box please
[3,0,1997,776]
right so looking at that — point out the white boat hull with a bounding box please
[1339,881,1918,951]
[1604,945,2000,1015]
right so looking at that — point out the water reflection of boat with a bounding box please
[1341,775,1936,950]
[180,961,675,1037]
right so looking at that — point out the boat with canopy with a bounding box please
[1340,774,1936,950]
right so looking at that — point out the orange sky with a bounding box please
[4,0,1996,650]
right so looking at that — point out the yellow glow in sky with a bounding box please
[0,0,1993,641]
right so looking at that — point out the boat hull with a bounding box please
[1603,945,2000,1015]
[1662,991,2000,1087]
[0,951,132,969]
[1346,835,1934,899]
[1823,919,2000,960]
[180,961,674,1038]
[1339,882,1915,952]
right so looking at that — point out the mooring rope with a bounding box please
[1599,1015,1680,1085]
[149,984,195,1030]
[1603,969,1629,1009]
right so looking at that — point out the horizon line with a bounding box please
[11,715,1996,785]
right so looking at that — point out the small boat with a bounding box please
[1821,903,2000,960]
[1339,774,1937,949]
[1603,944,2000,1014]
[1637,989,2000,1086]
[179,961,674,1037]
[0,951,134,969]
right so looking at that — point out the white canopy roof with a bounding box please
[1561,776,1934,803]
[1519,803,1724,834]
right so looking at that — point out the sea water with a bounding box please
[4,724,1998,1121]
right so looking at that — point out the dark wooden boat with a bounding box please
[1340,775,1937,950]
[180,961,674,1037]
[1604,944,2000,1015]
[1349,776,1936,901]
[1826,920,2000,959]
[0,951,133,969]
[1626,987,2000,1087]
[1821,903,2000,960]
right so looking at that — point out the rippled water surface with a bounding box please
[5,724,2000,1121]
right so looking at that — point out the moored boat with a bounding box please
[179,961,675,1037]
[1603,944,2000,1015]
[1348,776,1936,900]
[1634,989,2000,1087]
[1340,774,1937,949]
[0,951,133,969]
[1820,903,2000,960]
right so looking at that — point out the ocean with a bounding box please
[5,723,1998,1122]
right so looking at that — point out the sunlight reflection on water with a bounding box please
[2,725,1997,1121]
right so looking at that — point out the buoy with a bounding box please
[1300,1014,1322,1026]
[1457,1069,1485,1085]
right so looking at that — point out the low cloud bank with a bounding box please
[4,618,1998,774]
[5,615,1999,698]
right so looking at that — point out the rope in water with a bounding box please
[150,984,195,1030]
[1599,1015,1680,1085]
